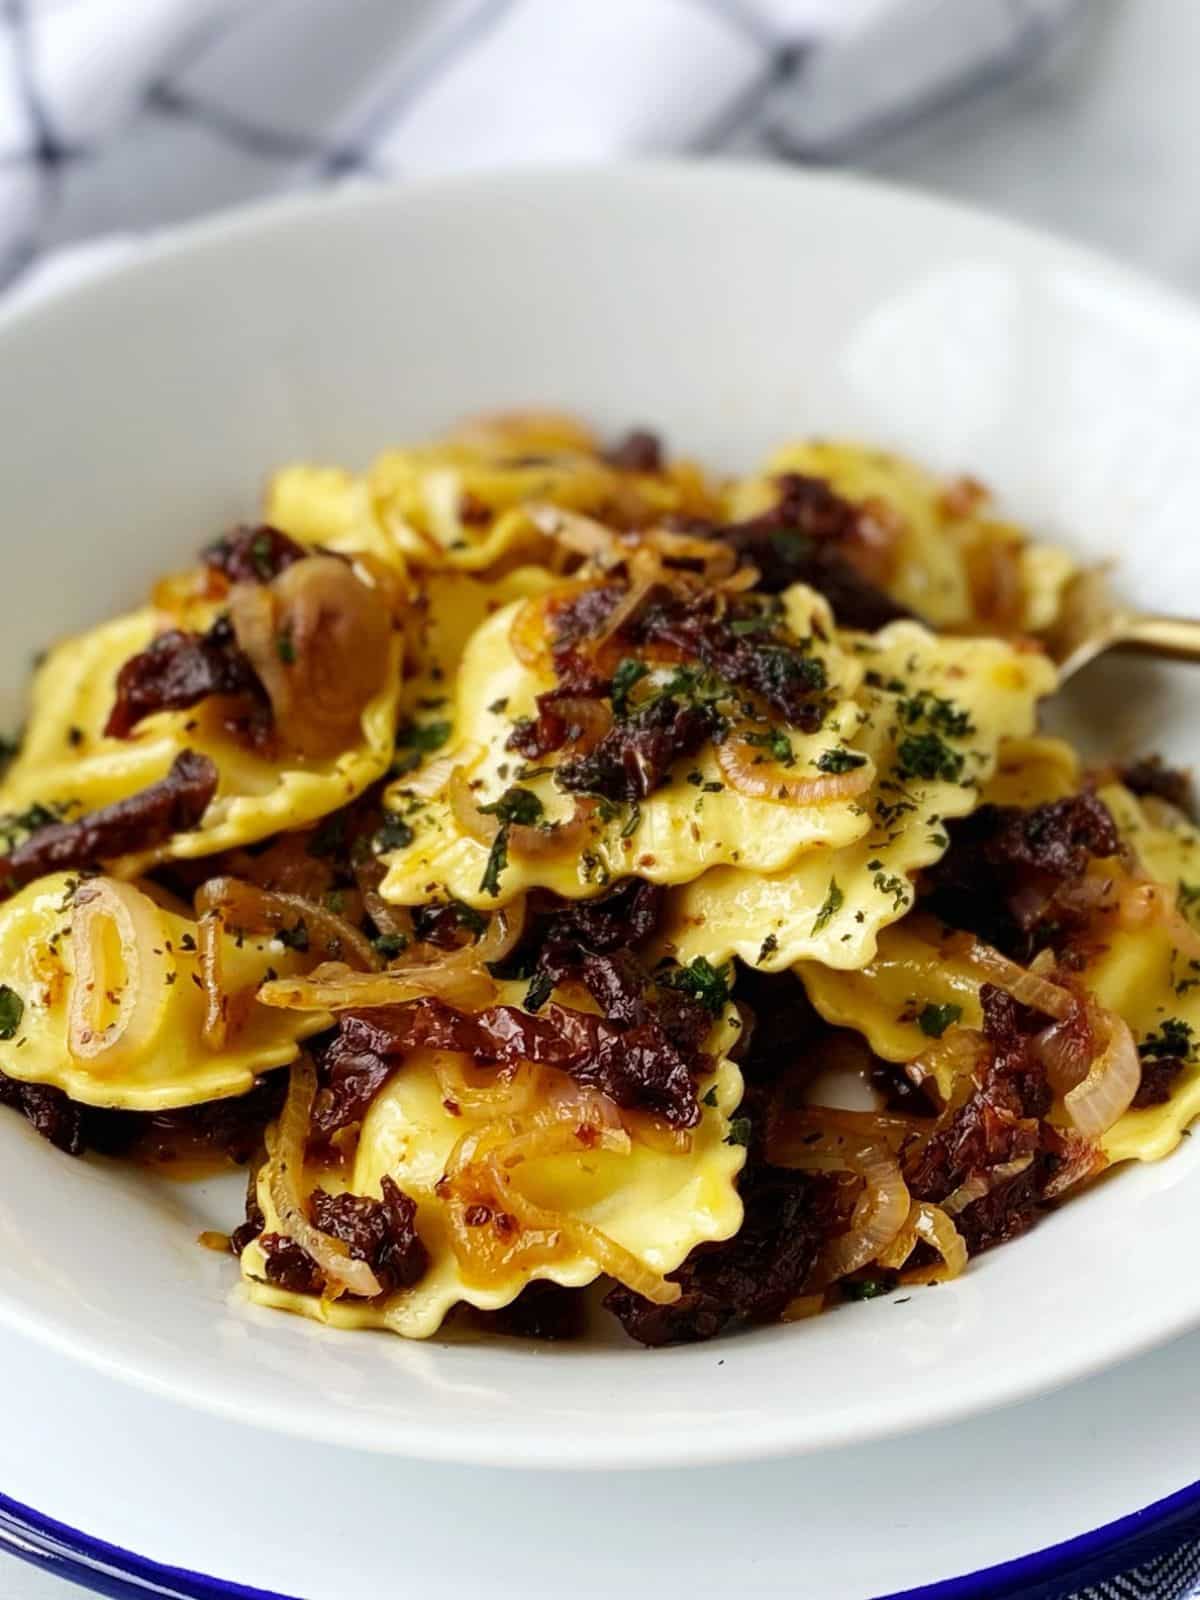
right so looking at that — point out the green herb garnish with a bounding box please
[811,877,844,936]
[611,657,650,718]
[659,955,733,1015]
[0,985,23,1040]
[817,747,868,774]
[918,1001,962,1039]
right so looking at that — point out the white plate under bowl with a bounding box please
[0,163,1197,1471]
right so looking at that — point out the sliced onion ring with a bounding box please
[197,876,379,972]
[265,1058,382,1299]
[67,878,172,1069]
[1064,1008,1140,1138]
[955,936,1075,1020]
[877,1201,968,1282]
[259,959,496,1012]
[771,1118,910,1288]
[716,733,872,806]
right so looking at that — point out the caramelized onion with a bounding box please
[266,1059,382,1299]
[229,554,392,760]
[1120,877,1200,960]
[1035,1015,1092,1096]
[67,878,172,1068]
[449,767,595,860]
[197,876,379,972]
[527,504,627,565]
[1064,1009,1139,1138]
[957,937,1075,1020]
[772,1118,909,1287]
[642,525,737,581]
[716,734,872,805]
[877,1201,968,1282]
[400,748,463,800]
[259,959,496,1013]
[432,1055,542,1117]
[1042,1134,1106,1198]
[509,584,588,672]
[443,1100,680,1304]
[942,1156,1034,1216]
[905,1028,985,1102]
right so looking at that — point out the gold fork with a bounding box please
[1041,566,1200,681]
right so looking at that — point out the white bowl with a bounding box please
[1,163,1197,1471]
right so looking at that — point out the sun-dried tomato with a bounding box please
[0,749,217,892]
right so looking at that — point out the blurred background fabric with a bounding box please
[0,0,1087,295]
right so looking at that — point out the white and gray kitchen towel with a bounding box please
[0,0,1086,297]
[8,4,1197,1600]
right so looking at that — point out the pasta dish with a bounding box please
[0,412,1194,1346]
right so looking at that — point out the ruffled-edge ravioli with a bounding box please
[267,427,713,578]
[0,606,403,867]
[379,585,875,910]
[239,998,745,1338]
[656,626,1056,972]
[724,439,1074,633]
[0,873,328,1110]
[798,769,1200,1166]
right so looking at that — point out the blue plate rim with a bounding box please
[4,1471,1200,1600]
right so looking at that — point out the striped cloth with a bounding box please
[1,0,1085,295]
[5,3,1196,1598]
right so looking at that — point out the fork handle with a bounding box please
[1112,613,1200,665]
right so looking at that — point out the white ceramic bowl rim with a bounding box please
[1,162,1198,1469]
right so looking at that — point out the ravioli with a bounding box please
[724,439,1074,633]
[0,604,403,868]
[267,414,714,578]
[797,777,1200,1166]
[239,994,745,1337]
[378,586,875,909]
[0,873,327,1110]
[656,626,1056,972]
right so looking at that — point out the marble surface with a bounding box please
[2,0,1194,1593]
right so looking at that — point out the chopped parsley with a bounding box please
[1139,1018,1196,1061]
[758,933,779,964]
[372,932,409,961]
[872,869,908,912]
[1180,880,1200,920]
[478,786,544,826]
[898,690,975,739]
[275,627,296,665]
[811,877,844,936]
[0,800,68,852]
[702,1085,719,1108]
[841,1277,890,1302]
[896,732,965,784]
[373,812,415,853]
[724,1116,752,1148]
[487,697,509,715]
[918,1001,962,1039]
[659,955,733,1015]
[744,728,795,767]
[619,801,642,839]
[479,831,509,898]
[250,530,275,581]
[611,657,650,718]
[817,747,867,774]
[391,718,453,774]
[0,985,23,1040]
